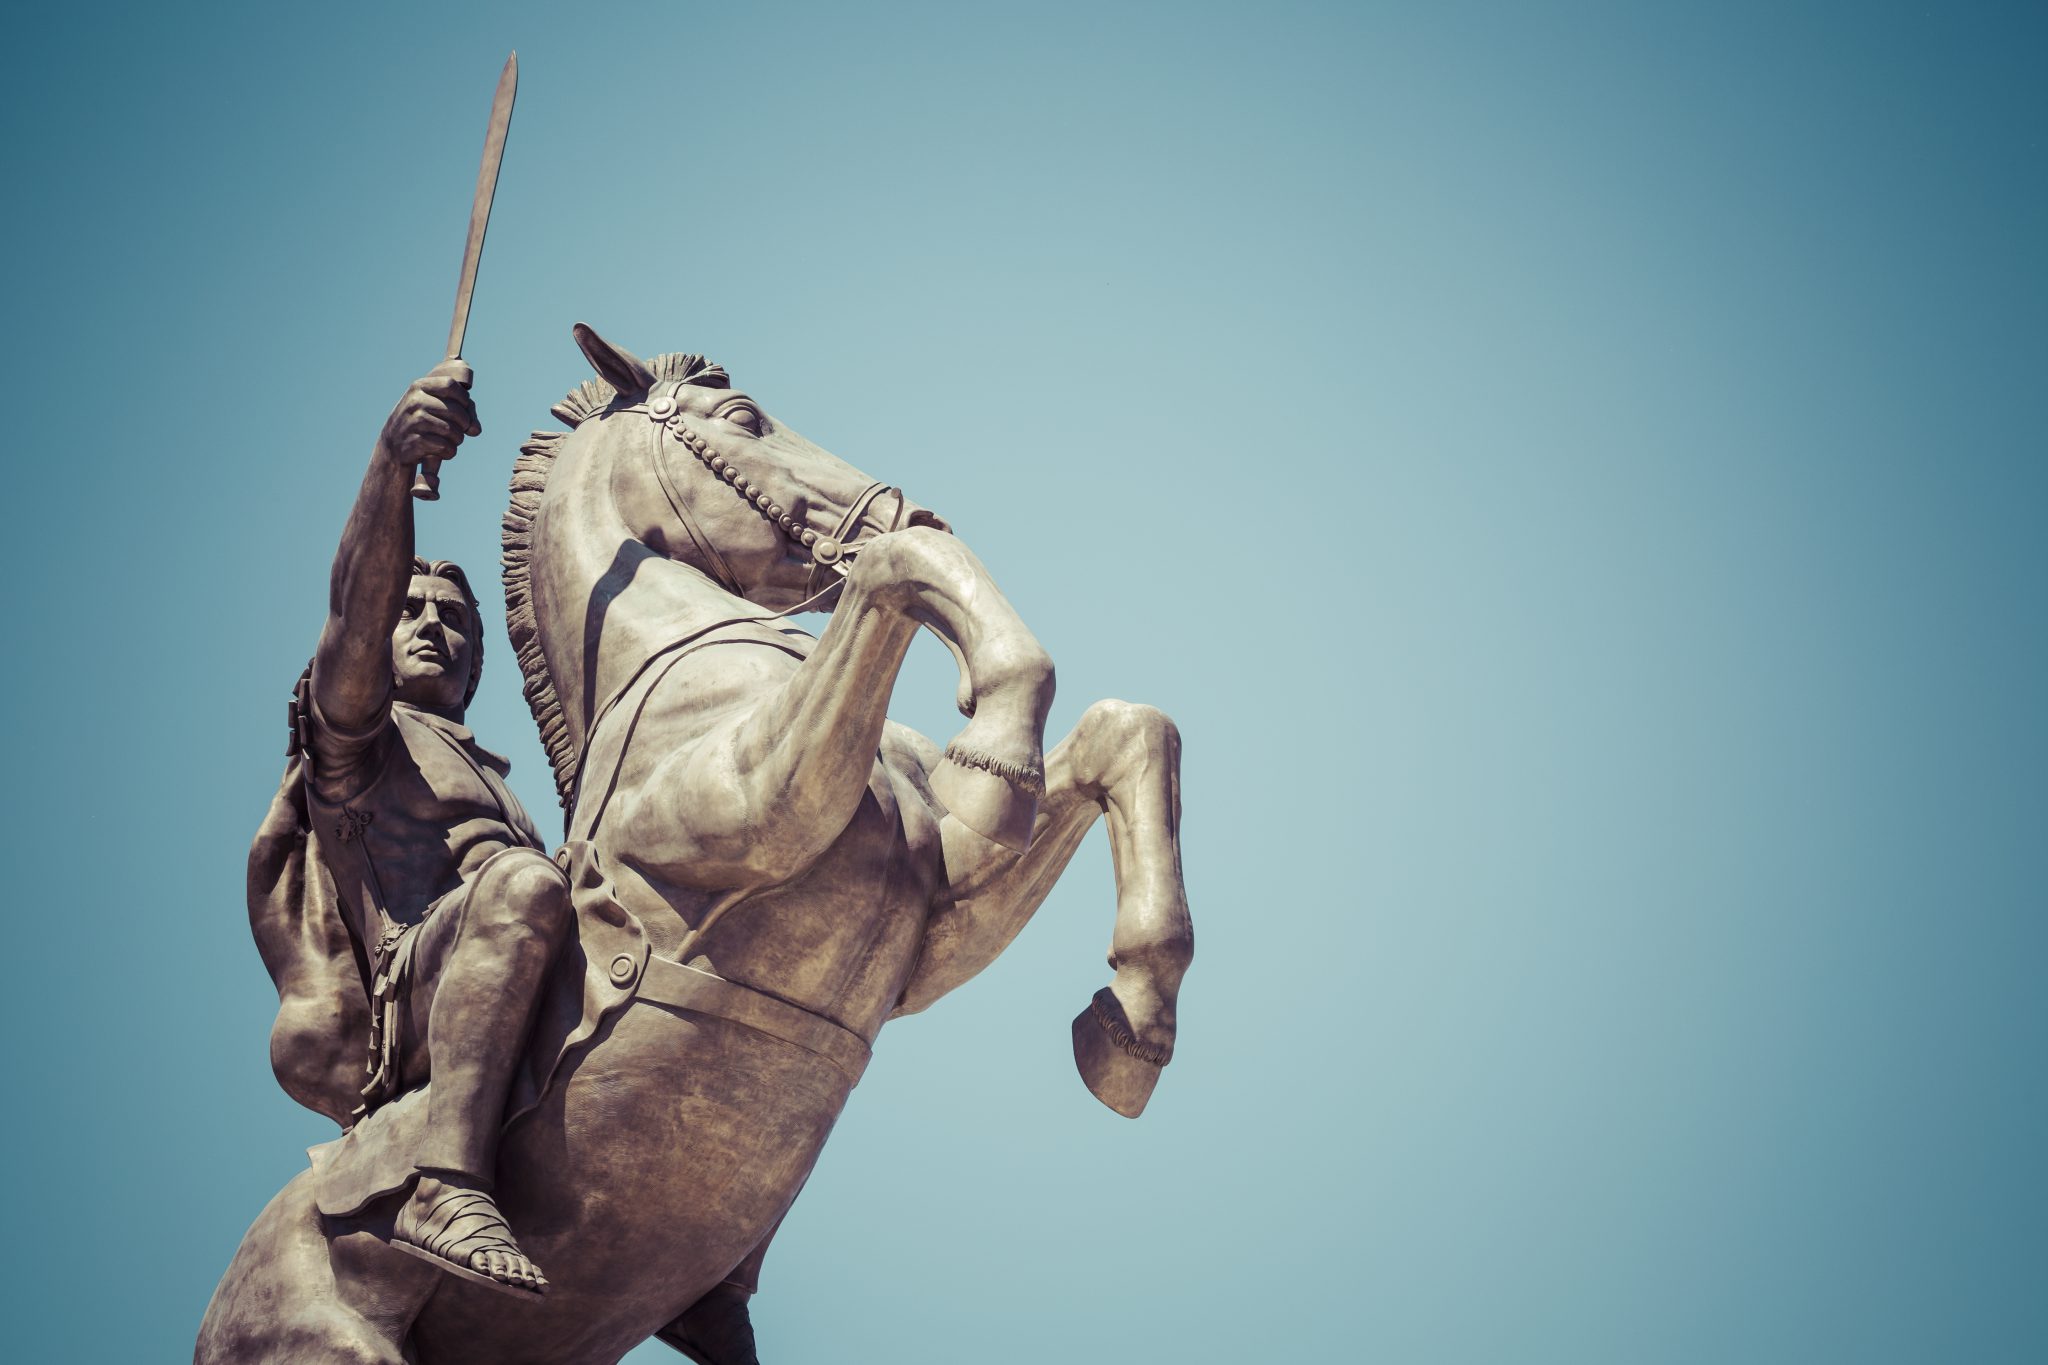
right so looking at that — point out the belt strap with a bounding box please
[636,955,872,1088]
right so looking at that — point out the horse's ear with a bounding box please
[572,322,658,397]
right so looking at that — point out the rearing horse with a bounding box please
[198,325,1192,1364]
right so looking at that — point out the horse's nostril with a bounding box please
[908,509,953,534]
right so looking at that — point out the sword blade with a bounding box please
[445,51,517,361]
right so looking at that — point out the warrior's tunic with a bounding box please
[301,699,547,1115]
[306,700,544,931]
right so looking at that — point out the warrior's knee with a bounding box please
[469,852,573,951]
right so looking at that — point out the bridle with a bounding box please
[562,385,915,828]
[638,381,912,599]
[557,387,924,958]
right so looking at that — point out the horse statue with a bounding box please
[197,324,1193,1363]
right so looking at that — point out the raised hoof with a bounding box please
[1071,987,1168,1118]
[931,750,1039,851]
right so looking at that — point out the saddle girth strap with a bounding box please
[634,956,872,1089]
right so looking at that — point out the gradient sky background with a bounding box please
[3,2,2043,1361]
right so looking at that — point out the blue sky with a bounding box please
[3,2,2043,1361]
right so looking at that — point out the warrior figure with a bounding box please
[248,361,767,1360]
[290,360,568,1294]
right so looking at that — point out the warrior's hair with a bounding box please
[412,556,485,711]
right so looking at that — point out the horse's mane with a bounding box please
[502,351,731,810]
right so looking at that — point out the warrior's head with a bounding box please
[392,556,484,717]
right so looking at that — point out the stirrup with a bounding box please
[391,1184,547,1298]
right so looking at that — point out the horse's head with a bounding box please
[570,322,949,612]
[504,324,960,810]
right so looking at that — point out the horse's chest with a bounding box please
[702,753,940,1021]
[808,754,943,934]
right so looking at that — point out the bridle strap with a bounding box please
[804,480,893,598]
[582,391,919,825]
[641,389,908,591]
[566,564,848,834]
[647,399,745,598]
[563,402,922,961]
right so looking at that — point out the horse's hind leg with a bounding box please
[197,1169,437,1364]
[894,699,1194,1116]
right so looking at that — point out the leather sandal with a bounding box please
[392,1184,548,1298]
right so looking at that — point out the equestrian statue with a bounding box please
[195,324,1195,1363]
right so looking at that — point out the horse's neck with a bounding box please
[534,433,765,749]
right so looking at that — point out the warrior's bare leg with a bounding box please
[392,847,574,1293]
[619,527,1055,886]
[897,700,1193,1115]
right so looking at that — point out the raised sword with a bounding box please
[413,51,517,501]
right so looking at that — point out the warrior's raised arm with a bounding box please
[311,361,479,732]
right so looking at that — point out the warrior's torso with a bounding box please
[306,701,544,940]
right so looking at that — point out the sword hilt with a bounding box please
[409,356,471,501]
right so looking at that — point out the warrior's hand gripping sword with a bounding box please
[412,52,517,501]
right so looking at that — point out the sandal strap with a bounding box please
[405,1189,524,1264]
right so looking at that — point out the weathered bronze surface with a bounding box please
[412,52,515,502]
[197,72,1192,1365]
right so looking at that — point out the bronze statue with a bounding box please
[198,327,1194,1362]
[198,52,1193,1365]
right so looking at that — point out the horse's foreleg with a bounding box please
[857,527,1057,851]
[898,700,1193,1117]
[620,528,1051,885]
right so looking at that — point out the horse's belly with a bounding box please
[413,999,854,1364]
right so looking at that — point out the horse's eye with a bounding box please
[716,401,763,435]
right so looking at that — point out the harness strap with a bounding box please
[635,956,872,1088]
[648,409,745,597]
[805,480,893,599]
[564,576,846,831]
[571,642,703,841]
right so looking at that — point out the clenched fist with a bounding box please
[378,360,481,473]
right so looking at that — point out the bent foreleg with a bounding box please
[858,527,1056,851]
[620,527,1053,888]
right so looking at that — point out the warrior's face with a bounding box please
[391,573,475,713]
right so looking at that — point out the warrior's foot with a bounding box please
[392,1172,549,1297]
[657,1282,761,1365]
